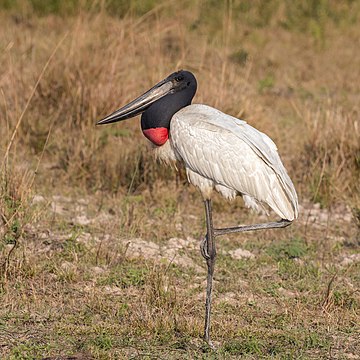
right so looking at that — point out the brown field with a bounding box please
[0,1,359,359]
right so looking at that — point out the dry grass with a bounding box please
[0,1,359,359]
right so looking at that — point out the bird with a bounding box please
[97,70,299,346]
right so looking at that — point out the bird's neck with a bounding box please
[141,93,192,146]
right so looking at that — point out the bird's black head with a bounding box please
[165,70,197,96]
[97,70,197,146]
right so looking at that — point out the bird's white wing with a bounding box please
[170,104,299,220]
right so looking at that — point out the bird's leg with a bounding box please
[200,206,292,346]
[213,219,292,237]
[201,199,216,347]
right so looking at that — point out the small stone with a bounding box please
[32,194,45,204]
[50,202,68,215]
[340,253,360,266]
[167,237,197,250]
[218,292,238,306]
[229,248,255,259]
[74,215,91,226]
[77,232,91,243]
[104,285,122,295]
[91,266,105,274]
[52,195,71,202]
[61,261,76,271]
[278,287,297,298]
[126,238,160,259]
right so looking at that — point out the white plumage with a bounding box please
[155,104,298,221]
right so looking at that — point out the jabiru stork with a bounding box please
[97,70,299,346]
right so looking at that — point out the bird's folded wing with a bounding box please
[171,104,299,220]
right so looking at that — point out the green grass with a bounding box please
[266,237,308,260]
[258,74,275,93]
[9,342,53,360]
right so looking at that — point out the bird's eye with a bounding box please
[187,81,191,86]
[175,75,184,82]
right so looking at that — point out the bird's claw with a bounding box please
[200,235,210,260]
[204,338,216,350]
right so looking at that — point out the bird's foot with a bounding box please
[200,235,210,260]
[203,336,216,350]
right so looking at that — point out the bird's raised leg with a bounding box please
[200,199,216,347]
[200,203,293,346]
[213,219,292,237]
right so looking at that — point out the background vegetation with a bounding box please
[0,0,359,358]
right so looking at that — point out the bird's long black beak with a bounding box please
[96,76,174,125]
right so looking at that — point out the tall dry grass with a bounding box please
[0,1,359,224]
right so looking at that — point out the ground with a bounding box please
[0,1,359,359]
